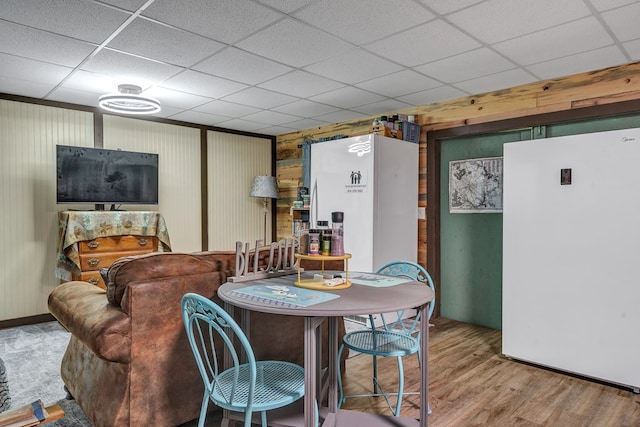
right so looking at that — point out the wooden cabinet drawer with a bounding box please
[77,271,106,289]
[78,236,158,253]
[79,249,151,271]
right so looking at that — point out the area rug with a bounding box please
[0,321,92,426]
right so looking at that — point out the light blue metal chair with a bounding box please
[337,261,435,416]
[182,293,314,427]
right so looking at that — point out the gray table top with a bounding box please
[218,272,434,317]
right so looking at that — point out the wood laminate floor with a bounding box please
[340,317,640,426]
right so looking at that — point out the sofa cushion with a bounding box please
[48,282,131,363]
[106,251,236,307]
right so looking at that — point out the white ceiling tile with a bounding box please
[142,86,212,109]
[272,100,339,117]
[0,0,130,44]
[602,3,640,42]
[493,17,614,66]
[222,87,298,109]
[309,86,385,109]
[143,0,282,44]
[255,0,316,13]
[98,0,149,12]
[107,18,225,67]
[454,68,537,95]
[0,21,95,67]
[212,118,268,132]
[415,48,516,83]
[0,76,54,98]
[194,48,293,85]
[356,70,440,97]
[150,104,183,119]
[254,126,298,136]
[258,71,344,98]
[526,46,627,80]
[420,0,485,15]
[281,118,331,130]
[305,49,403,84]
[0,54,72,85]
[236,18,354,68]
[81,49,184,85]
[242,110,302,125]
[168,110,230,126]
[160,70,247,99]
[46,87,104,107]
[294,0,434,45]
[60,70,121,94]
[623,39,640,60]
[351,99,415,116]
[397,85,470,106]
[590,0,638,12]
[193,100,261,117]
[364,19,481,67]
[314,109,370,124]
[1,0,639,133]
[448,0,592,44]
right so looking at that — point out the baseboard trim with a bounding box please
[0,313,56,330]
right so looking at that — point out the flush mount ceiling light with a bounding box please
[98,84,161,115]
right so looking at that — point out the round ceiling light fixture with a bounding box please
[98,84,161,115]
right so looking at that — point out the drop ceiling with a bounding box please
[1,0,639,136]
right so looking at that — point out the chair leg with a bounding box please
[337,343,345,407]
[198,393,209,427]
[395,356,404,417]
[372,354,378,394]
[260,411,267,426]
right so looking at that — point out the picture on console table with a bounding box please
[56,145,159,205]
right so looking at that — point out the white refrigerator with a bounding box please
[502,127,640,392]
[309,133,418,273]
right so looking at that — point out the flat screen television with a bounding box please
[56,145,159,206]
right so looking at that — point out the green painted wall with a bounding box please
[440,130,530,330]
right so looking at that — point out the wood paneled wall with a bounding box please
[275,61,640,266]
[0,101,94,321]
[103,116,202,252]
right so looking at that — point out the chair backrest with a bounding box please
[375,261,436,333]
[181,293,257,411]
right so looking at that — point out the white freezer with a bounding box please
[503,127,640,391]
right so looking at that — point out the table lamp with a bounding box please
[250,176,279,244]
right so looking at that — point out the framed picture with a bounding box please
[449,156,503,213]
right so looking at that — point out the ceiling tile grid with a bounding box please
[0,0,639,135]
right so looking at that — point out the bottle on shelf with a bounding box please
[308,229,320,256]
[321,229,332,255]
[316,220,331,255]
[330,211,344,256]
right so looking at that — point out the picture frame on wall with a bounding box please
[449,156,503,213]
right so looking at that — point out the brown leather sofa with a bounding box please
[48,249,347,427]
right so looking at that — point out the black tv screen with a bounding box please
[56,145,159,205]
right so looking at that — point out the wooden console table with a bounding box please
[55,211,171,288]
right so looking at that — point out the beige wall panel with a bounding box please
[207,131,272,250]
[0,100,93,321]
[103,115,201,252]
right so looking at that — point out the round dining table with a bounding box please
[217,271,434,427]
